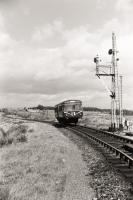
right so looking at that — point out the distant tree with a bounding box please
[2,108,9,114]
[37,105,44,110]
[24,107,28,111]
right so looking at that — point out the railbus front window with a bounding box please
[64,104,81,111]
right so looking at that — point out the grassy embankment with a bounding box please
[0,125,27,147]
[0,114,84,200]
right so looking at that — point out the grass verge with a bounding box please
[0,125,28,147]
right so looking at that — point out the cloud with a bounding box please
[0,13,13,49]
[0,19,107,107]
[115,0,133,12]
[32,20,64,42]
[1,1,133,109]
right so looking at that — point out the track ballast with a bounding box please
[66,125,133,193]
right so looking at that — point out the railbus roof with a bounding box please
[55,99,82,107]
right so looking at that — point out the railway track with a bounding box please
[66,125,133,192]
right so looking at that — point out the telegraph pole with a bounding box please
[120,75,123,129]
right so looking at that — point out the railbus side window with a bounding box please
[75,104,81,110]
[55,107,57,115]
[59,106,62,111]
[72,105,75,110]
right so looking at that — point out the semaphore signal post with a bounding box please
[94,33,123,131]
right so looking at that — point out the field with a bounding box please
[81,111,133,136]
[80,111,111,129]
[0,112,96,200]
[3,109,55,122]
[0,110,132,199]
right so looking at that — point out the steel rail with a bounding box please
[78,125,133,144]
[67,126,133,168]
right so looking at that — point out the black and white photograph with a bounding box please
[0,0,133,199]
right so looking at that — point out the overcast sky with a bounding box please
[0,0,133,109]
